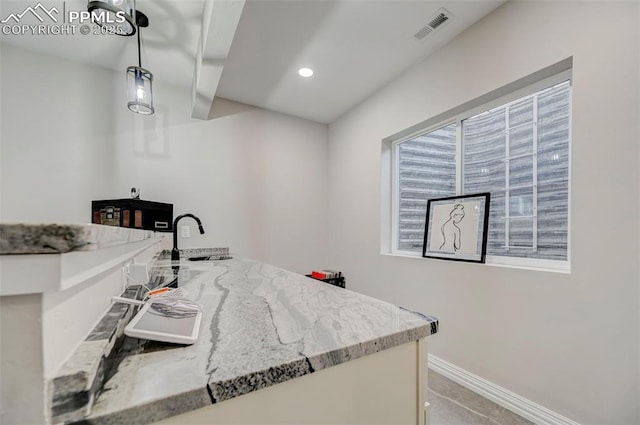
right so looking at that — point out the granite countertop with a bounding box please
[0,223,156,255]
[56,256,438,424]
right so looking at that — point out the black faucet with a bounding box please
[172,213,205,263]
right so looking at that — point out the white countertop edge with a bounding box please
[0,238,164,296]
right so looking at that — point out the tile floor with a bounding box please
[428,370,534,425]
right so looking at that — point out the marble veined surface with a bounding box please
[80,257,438,424]
[0,223,156,254]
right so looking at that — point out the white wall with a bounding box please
[0,44,118,222]
[327,2,639,424]
[0,44,328,274]
[111,86,328,274]
[0,293,45,424]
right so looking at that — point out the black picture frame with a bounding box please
[422,192,491,263]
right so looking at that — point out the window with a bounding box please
[392,74,571,269]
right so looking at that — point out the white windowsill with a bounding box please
[381,251,570,274]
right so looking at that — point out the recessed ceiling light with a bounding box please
[298,68,314,78]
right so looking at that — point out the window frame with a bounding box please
[389,70,572,272]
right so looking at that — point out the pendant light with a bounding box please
[87,0,136,36]
[126,11,154,115]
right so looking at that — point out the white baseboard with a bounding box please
[428,354,580,425]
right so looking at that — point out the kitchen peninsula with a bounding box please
[0,224,439,425]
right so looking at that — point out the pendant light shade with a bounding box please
[87,0,136,36]
[126,10,154,115]
[127,66,154,114]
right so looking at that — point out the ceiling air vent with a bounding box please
[413,8,452,41]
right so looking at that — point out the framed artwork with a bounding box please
[422,193,491,263]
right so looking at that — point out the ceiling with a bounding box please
[0,0,506,124]
[0,0,204,93]
[217,0,505,123]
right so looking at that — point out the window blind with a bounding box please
[397,124,456,251]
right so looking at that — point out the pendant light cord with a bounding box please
[137,23,142,68]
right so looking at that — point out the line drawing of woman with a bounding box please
[439,204,465,252]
